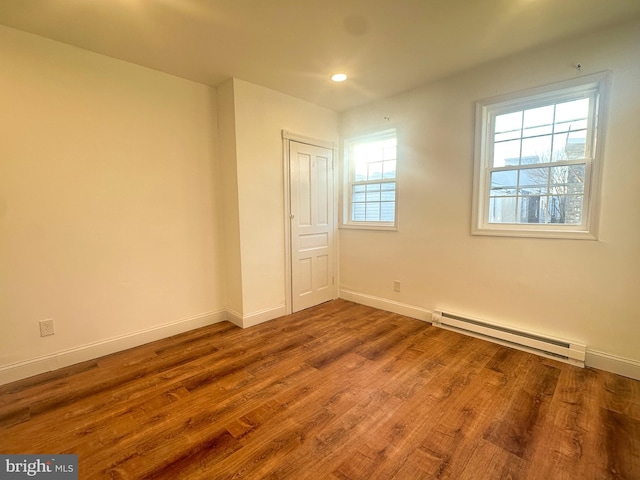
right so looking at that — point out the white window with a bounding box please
[472,72,609,239]
[342,129,397,229]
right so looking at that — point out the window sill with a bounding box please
[340,223,398,232]
[472,225,597,240]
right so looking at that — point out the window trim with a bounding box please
[341,128,399,231]
[471,72,610,240]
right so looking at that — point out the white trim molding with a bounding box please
[339,289,431,322]
[283,130,339,315]
[241,304,287,328]
[0,310,227,386]
[3,301,636,386]
[586,349,640,381]
[225,308,244,328]
[472,71,610,239]
[282,130,335,150]
[226,304,287,328]
[0,303,289,386]
[341,128,399,230]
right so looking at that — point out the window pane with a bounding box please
[383,160,396,179]
[352,184,366,202]
[350,182,396,223]
[548,196,564,223]
[549,165,567,194]
[366,186,381,202]
[523,105,554,128]
[368,161,383,180]
[381,183,396,201]
[354,143,382,162]
[488,196,516,223]
[490,187,516,196]
[365,202,380,221]
[519,167,549,187]
[354,160,367,181]
[555,98,589,124]
[495,130,521,142]
[347,129,398,226]
[491,169,518,189]
[550,164,585,194]
[548,195,583,224]
[523,125,553,138]
[553,130,587,161]
[518,186,547,195]
[476,78,604,236]
[562,195,583,224]
[493,140,521,167]
[495,111,522,133]
[381,202,395,221]
[554,118,587,134]
[352,202,365,221]
[521,135,551,163]
[568,164,586,192]
[518,195,547,223]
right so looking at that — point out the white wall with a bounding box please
[231,79,339,322]
[0,26,226,382]
[217,79,243,318]
[339,19,640,373]
[3,17,636,384]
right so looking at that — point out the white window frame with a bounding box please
[472,72,610,240]
[341,128,398,230]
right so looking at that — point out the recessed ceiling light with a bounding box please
[331,73,347,82]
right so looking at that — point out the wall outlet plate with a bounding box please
[39,319,55,337]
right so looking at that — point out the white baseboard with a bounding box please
[339,289,640,380]
[225,308,244,328]
[241,304,286,328]
[3,299,637,386]
[0,303,288,386]
[339,289,432,322]
[0,310,227,386]
[223,305,286,328]
[586,349,640,380]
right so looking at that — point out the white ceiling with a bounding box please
[1,0,639,112]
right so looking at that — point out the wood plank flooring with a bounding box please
[1,299,638,479]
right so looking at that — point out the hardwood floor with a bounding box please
[1,299,639,479]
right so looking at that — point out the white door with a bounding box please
[289,141,335,313]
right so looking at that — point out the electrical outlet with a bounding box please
[393,280,401,292]
[39,319,55,337]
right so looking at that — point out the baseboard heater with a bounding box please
[431,310,586,367]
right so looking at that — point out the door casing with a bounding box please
[282,130,338,314]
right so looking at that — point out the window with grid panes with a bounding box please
[343,129,397,229]
[472,73,609,239]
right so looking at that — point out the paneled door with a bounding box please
[289,140,335,313]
